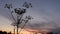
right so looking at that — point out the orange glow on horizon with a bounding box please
[19,30,33,34]
[0,28,49,34]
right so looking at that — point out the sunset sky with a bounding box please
[0,0,60,33]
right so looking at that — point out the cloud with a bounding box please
[51,28,60,34]
[21,20,59,32]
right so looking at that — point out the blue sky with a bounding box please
[0,0,60,32]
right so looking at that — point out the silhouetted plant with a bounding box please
[8,32,11,34]
[4,1,33,34]
[47,32,53,34]
[0,31,2,34]
[3,31,7,34]
[0,31,7,34]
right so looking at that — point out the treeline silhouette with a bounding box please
[47,32,59,34]
[0,31,12,34]
[47,32,53,34]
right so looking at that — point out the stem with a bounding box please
[14,26,15,34]
[19,20,29,33]
[17,25,18,34]
[9,9,16,22]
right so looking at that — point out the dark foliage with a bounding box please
[8,32,11,34]
[0,31,12,34]
[47,32,53,34]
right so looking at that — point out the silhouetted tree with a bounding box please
[8,32,11,34]
[0,31,2,34]
[3,31,7,34]
[0,31,7,34]
[47,32,53,34]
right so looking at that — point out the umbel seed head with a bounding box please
[14,8,26,15]
[23,1,32,8]
[4,3,12,9]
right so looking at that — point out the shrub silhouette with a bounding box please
[8,32,11,34]
[0,31,12,34]
[47,32,53,34]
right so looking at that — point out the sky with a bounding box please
[0,0,60,33]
